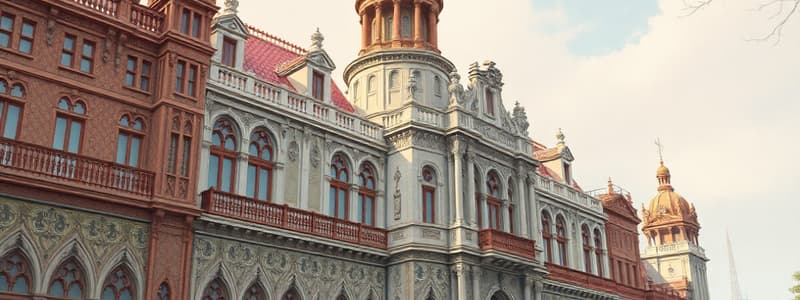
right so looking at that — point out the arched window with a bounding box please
[368,76,377,93]
[0,79,24,140]
[357,162,377,226]
[116,114,145,167]
[490,291,510,300]
[486,171,501,230]
[329,153,350,219]
[541,211,553,263]
[0,250,31,294]
[100,266,134,300]
[209,118,238,192]
[422,166,436,223]
[48,258,85,299]
[157,282,170,300]
[201,278,229,300]
[555,215,568,266]
[507,178,515,233]
[594,228,605,277]
[243,282,267,300]
[433,76,441,97]
[246,130,274,201]
[282,286,301,300]
[581,225,592,273]
[53,97,86,153]
[389,71,400,90]
[485,88,494,116]
[336,294,347,300]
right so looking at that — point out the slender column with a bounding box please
[471,266,481,300]
[454,264,468,300]
[428,6,438,49]
[524,277,533,300]
[413,0,423,47]
[501,200,511,232]
[374,3,383,44]
[360,12,369,50]
[392,0,401,45]
[534,280,544,300]
[466,151,476,225]
[452,150,464,224]
[480,194,489,229]
[528,173,540,242]
[516,168,529,236]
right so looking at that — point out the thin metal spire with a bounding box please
[727,231,745,300]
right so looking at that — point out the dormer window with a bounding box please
[312,71,325,100]
[221,37,237,67]
[485,88,495,116]
[563,162,571,185]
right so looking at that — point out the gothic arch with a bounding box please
[279,283,305,300]
[248,125,282,157]
[94,250,145,300]
[0,231,42,293]
[42,239,96,298]
[194,263,238,300]
[241,278,270,300]
[484,288,515,300]
[327,150,355,181]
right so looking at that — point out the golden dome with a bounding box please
[656,161,670,176]
[645,189,697,225]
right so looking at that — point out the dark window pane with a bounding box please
[0,16,12,31]
[221,158,232,192]
[180,10,190,34]
[116,134,128,164]
[258,168,268,200]
[246,165,256,198]
[208,155,219,188]
[191,13,201,37]
[80,58,91,73]
[21,22,33,37]
[0,33,9,48]
[124,73,135,86]
[67,121,82,153]
[53,117,67,150]
[3,104,20,139]
[139,77,150,91]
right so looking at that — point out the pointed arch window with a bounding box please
[282,287,301,300]
[209,118,238,193]
[0,80,24,140]
[201,278,229,300]
[100,266,134,300]
[243,283,267,300]
[53,97,86,154]
[357,162,377,226]
[157,282,170,300]
[0,250,31,294]
[582,225,592,273]
[329,153,350,219]
[48,258,85,299]
[246,130,274,201]
[116,114,145,167]
[486,171,502,230]
[555,215,568,266]
[422,166,436,224]
[541,212,553,263]
[594,228,605,277]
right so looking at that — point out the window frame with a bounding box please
[180,8,203,39]
[52,97,87,154]
[329,154,350,220]
[555,215,568,266]
[594,229,605,277]
[246,130,274,202]
[421,166,437,224]
[79,40,95,73]
[48,258,85,299]
[209,119,238,193]
[541,212,553,263]
[175,60,199,98]
[100,266,135,300]
[485,88,495,116]
[486,172,502,230]
[60,34,77,68]
[312,70,325,100]
[221,36,237,67]
[0,13,14,49]
[0,250,32,295]
[357,163,377,226]
[115,114,145,167]
[17,19,34,54]
[0,80,25,140]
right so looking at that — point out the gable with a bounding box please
[213,14,249,38]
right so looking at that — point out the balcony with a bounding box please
[478,229,536,260]
[200,189,388,250]
[0,138,154,197]
[67,0,166,34]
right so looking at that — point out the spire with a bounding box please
[310,28,324,52]
[655,139,673,191]
[727,231,745,300]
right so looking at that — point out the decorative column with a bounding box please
[360,12,369,50]
[516,167,529,236]
[466,151,477,225]
[392,0,401,46]
[453,263,468,300]
[471,266,481,300]
[451,147,464,224]
[413,0,423,47]
[534,280,544,300]
[501,200,511,232]
[428,6,438,49]
[374,3,383,44]
[480,194,489,229]
[527,172,541,243]
[523,276,534,300]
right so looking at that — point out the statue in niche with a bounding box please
[393,167,402,220]
[448,72,465,105]
[407,72,418,100]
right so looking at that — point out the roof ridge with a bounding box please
[245,24,308,56]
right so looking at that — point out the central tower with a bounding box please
[344,0,455,116]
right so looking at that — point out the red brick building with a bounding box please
[0,0,216,299]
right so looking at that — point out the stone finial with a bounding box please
[556,128,566,146]
[607,177,614,194]
[310,28,324,51]
[223,0,239,15]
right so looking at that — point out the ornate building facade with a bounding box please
[0,0,709,300]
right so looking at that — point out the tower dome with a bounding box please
[642,160,700,246]
[355,0,444,55]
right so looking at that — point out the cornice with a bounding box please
[343,49,456,85]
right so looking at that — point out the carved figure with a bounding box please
[407,72,418,100]
[448,72,464,105]
[512,101,530,135]
[393,167,402,220]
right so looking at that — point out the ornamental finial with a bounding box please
[310,28,324,51]
[556,128,566,146]
[223,0,239,15]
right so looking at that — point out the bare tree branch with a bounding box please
[746,0,799,44]
[682,0,714,16]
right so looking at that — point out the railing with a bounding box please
[642,240,705,257]
[72,0,118,17]
[536,174,603,213]
[545,263,684,300]
[208,63,385,144]
[0,138,154,197]
[586,183,631,198]
[478,229,536,260]
[201,189,388,250]
[129,3,164,33]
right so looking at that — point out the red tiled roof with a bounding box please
[534,142,583,191]
[243,26,354,113]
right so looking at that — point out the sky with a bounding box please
[226,0,800,298]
